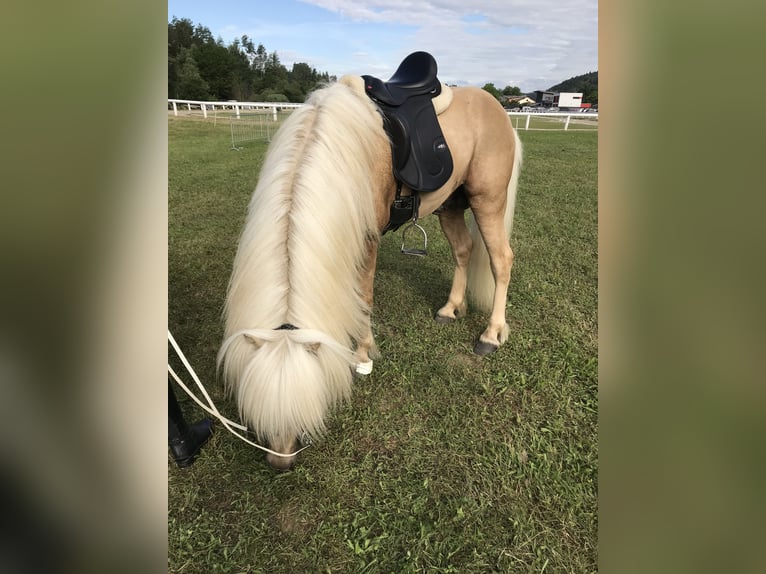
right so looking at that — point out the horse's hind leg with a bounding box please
[471,206,514,355]
[435,208,472,323]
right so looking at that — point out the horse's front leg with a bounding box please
[355,234,380,374]
[435,208,472,323]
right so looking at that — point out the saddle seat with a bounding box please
[363,51,441,107]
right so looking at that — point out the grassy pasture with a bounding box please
[168,115,598,573]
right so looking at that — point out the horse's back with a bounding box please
[449,86,515,146]
[440,87,517,187]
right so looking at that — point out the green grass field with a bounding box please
[169,116,597,573]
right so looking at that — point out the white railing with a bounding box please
[507,111,598,131]
[168,98,302,120]
[168,99,598,131]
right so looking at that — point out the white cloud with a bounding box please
[298,0,597,91]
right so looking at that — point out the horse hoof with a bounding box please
[434,313,455,324]
[355,360,373,375]
[473,340,499,356]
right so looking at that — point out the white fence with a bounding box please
[169,99,303,149]
[168,98,302,120]
[507,111,598,131]
[229,110,297,150]
[168,99,598,132]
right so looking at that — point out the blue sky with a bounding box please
[168,0,597,93]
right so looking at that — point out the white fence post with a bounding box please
[202,103,207,119]
[272,106,277,122]
[564,115,571,130]
[525,114,531,131]
[172,101,177,116]
[235,104,240,119]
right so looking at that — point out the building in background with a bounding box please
[503,95,536,108]
[532,91,589,111]
[555,92,583,111]
[533,90,556,107]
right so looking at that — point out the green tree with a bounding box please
[252,43,268,74]
[168,17,195,58]
[502,85,522,96]
[227,38,256,100]
[195,40,236,100]
[547,71,598,96]
[281,81,303,103]
[193,24,214,45]
[291,62,317,93]
[263,51,287,86]
[481,83,501,101]
[168,17,198,98]
[261,92,288,103]
[169,17,335,103]
[175,48,211,100]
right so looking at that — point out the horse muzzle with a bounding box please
[265,436,300,471]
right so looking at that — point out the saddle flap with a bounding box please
[384,114,410,170]
[387,94,453,192]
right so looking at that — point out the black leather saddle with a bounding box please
[363,52,453,196]
[364,51,440,106]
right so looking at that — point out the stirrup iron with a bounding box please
[401,221,427,256]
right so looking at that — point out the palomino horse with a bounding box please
[218,56,522,469]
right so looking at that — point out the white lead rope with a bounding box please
[168,330,311,459]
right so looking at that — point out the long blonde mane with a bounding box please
[218,82,385,443]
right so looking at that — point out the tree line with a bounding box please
[479,83,524,106]
[168,17,335,103]
[169,16,596,106]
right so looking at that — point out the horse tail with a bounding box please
[217,327,355,445]
[467,128,522,312]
